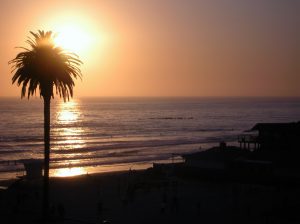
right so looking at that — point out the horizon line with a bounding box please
[1,95,300,99]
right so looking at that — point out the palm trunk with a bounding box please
[43,95,51,220]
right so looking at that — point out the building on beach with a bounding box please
[238,121,300,151]
[180,121,300,180]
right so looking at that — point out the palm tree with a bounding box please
[9,30,82,220]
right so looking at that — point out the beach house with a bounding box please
[180,121,300,181]
[250,121,300,151]
[238,121,300,152]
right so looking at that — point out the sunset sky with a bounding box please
[0,0,299,97]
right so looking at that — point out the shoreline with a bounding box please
[0,141,212,181]
[0,165,148,188]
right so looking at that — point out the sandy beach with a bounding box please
[1,166,300,224]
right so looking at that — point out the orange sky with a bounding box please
[0,0,299,97]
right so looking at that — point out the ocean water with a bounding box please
[0,97,299,179]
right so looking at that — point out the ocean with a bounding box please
[0,97,299,179]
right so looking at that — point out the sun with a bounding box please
[54,25,92,55]
[45,13,109,64]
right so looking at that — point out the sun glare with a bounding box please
[54,167,86,177]
[45,13,109,64]
[58,110,78,123]
[57,100,79,124]
[54,25,92,55]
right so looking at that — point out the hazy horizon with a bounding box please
[1,0,299,97]
[1,95,300,101]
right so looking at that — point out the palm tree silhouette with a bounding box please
[9,30,82,220]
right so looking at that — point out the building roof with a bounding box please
[251,121,300,132]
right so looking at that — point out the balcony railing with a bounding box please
[238,134,259,143]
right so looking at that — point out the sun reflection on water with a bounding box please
[53,99,86,162]
[54,167,86,177]
[59,111,78,122]
[57,101,79,124]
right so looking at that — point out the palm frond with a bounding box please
[10,30,83,101]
